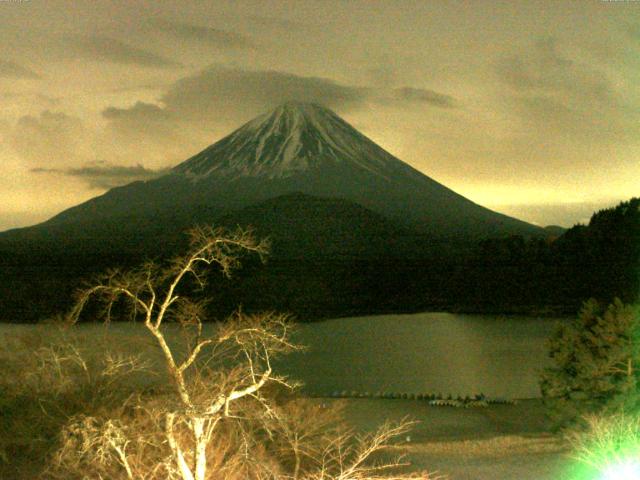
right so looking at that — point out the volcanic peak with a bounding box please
[172,102,401,181]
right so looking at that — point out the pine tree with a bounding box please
[540,298,640,429]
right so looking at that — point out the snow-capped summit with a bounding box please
[173,102,406,181]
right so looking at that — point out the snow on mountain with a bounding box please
[173,101,412,181]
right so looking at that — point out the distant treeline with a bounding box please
[453,197,639,312]
[205,197,640,320]
[1,198,638,322]
[442,197,638,314]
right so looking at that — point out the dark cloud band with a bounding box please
[31,162,165,189]
[100,65,456,133]
[0,60,40,79]
[392,87,456,108]
[161,66,371,120]
[62,35,181,68]
[152,19,254,50]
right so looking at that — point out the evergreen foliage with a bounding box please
[540,298,640,429]
[1,197,638,322]
[451,197,640,313]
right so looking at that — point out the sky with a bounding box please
[1,0,639,230]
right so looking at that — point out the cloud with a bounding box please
[101,66,458,133]
[161,66,370,122]
[495,37,636,142]
[100,101,196,168]
[391,87,456,108]
[31,161,165,189]
[106,82,171,94]
[0,91,60,107]
[101,101,180,141]
[62,35,181,68]
[0,60,40,79]
[99,66,372,141]
[366,64,397,88]
[10,110,169,189]
[10,110,90,166]
[102,101,173,122]
[96,66,459,171]
[152,19,254,50]
[244,15,305,31]
[10,106,183,186]
[497,38,612,101]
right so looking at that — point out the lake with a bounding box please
[277,312,567,399]
[0,312,568,400]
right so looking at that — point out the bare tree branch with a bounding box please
[57,225,434,480]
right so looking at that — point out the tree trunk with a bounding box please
[193,417,208,480]
[166,413,196,480]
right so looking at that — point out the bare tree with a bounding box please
[60,225,439,480]
[266,398,347,479]
[309,419,441,480]
[66,226,301,480]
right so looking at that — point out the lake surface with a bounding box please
[0,312,568,400]
[276,312,568,399]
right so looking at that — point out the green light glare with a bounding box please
[564,413,640,480]
[601,459,640,480]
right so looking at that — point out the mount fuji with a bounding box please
[5,101,542,245]
[0,102,550,321]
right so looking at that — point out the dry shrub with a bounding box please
[2,328,437,479]
[4,227,440,479]
[46,389,435,480]
[0,326,152,477]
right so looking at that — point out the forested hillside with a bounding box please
[439,197,640,313]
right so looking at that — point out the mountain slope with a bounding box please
[0,193,422,321]
[216,192,416,259]
[7,101,542,242]
[206,192,435,319]
[174,101,402,179]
